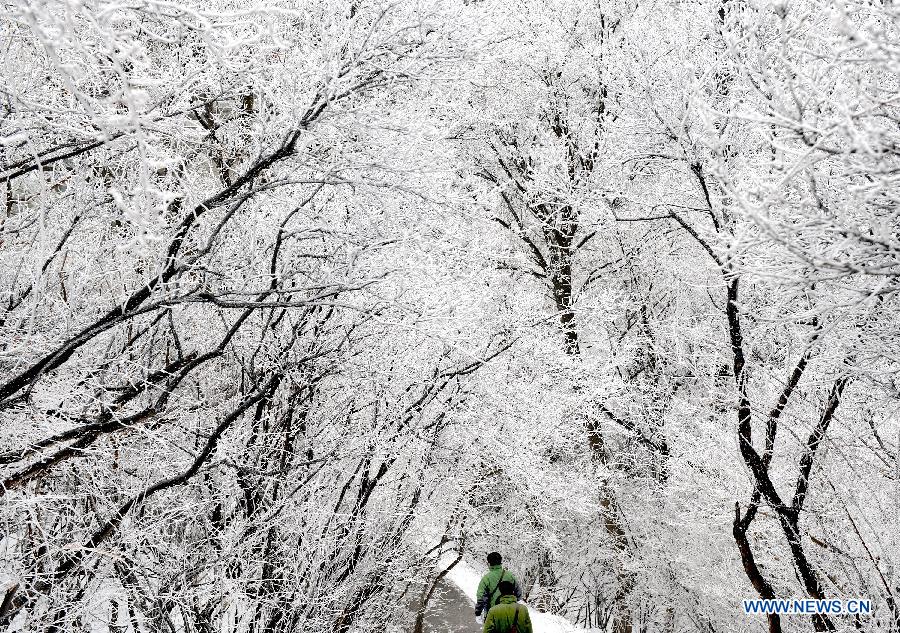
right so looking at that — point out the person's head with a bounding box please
[498,580,516,596]
[486,551,502,566]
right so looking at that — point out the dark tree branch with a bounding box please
[595,401,669,457]
[733,503,781,633]
[0,93,335,408]
[764,322,823,470]
[669,211,722,267]
[792,376,849,514]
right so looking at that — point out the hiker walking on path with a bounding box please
[474,552,522,623]
[483,580,532,633]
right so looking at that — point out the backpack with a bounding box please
[485,569,507,608]
[509,605,521,633]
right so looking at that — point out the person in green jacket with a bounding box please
[474,552,522,621]
[483,581,532,633]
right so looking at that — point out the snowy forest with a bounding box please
[1,1,899,632]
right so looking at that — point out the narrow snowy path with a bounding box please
[419,577,482,633]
